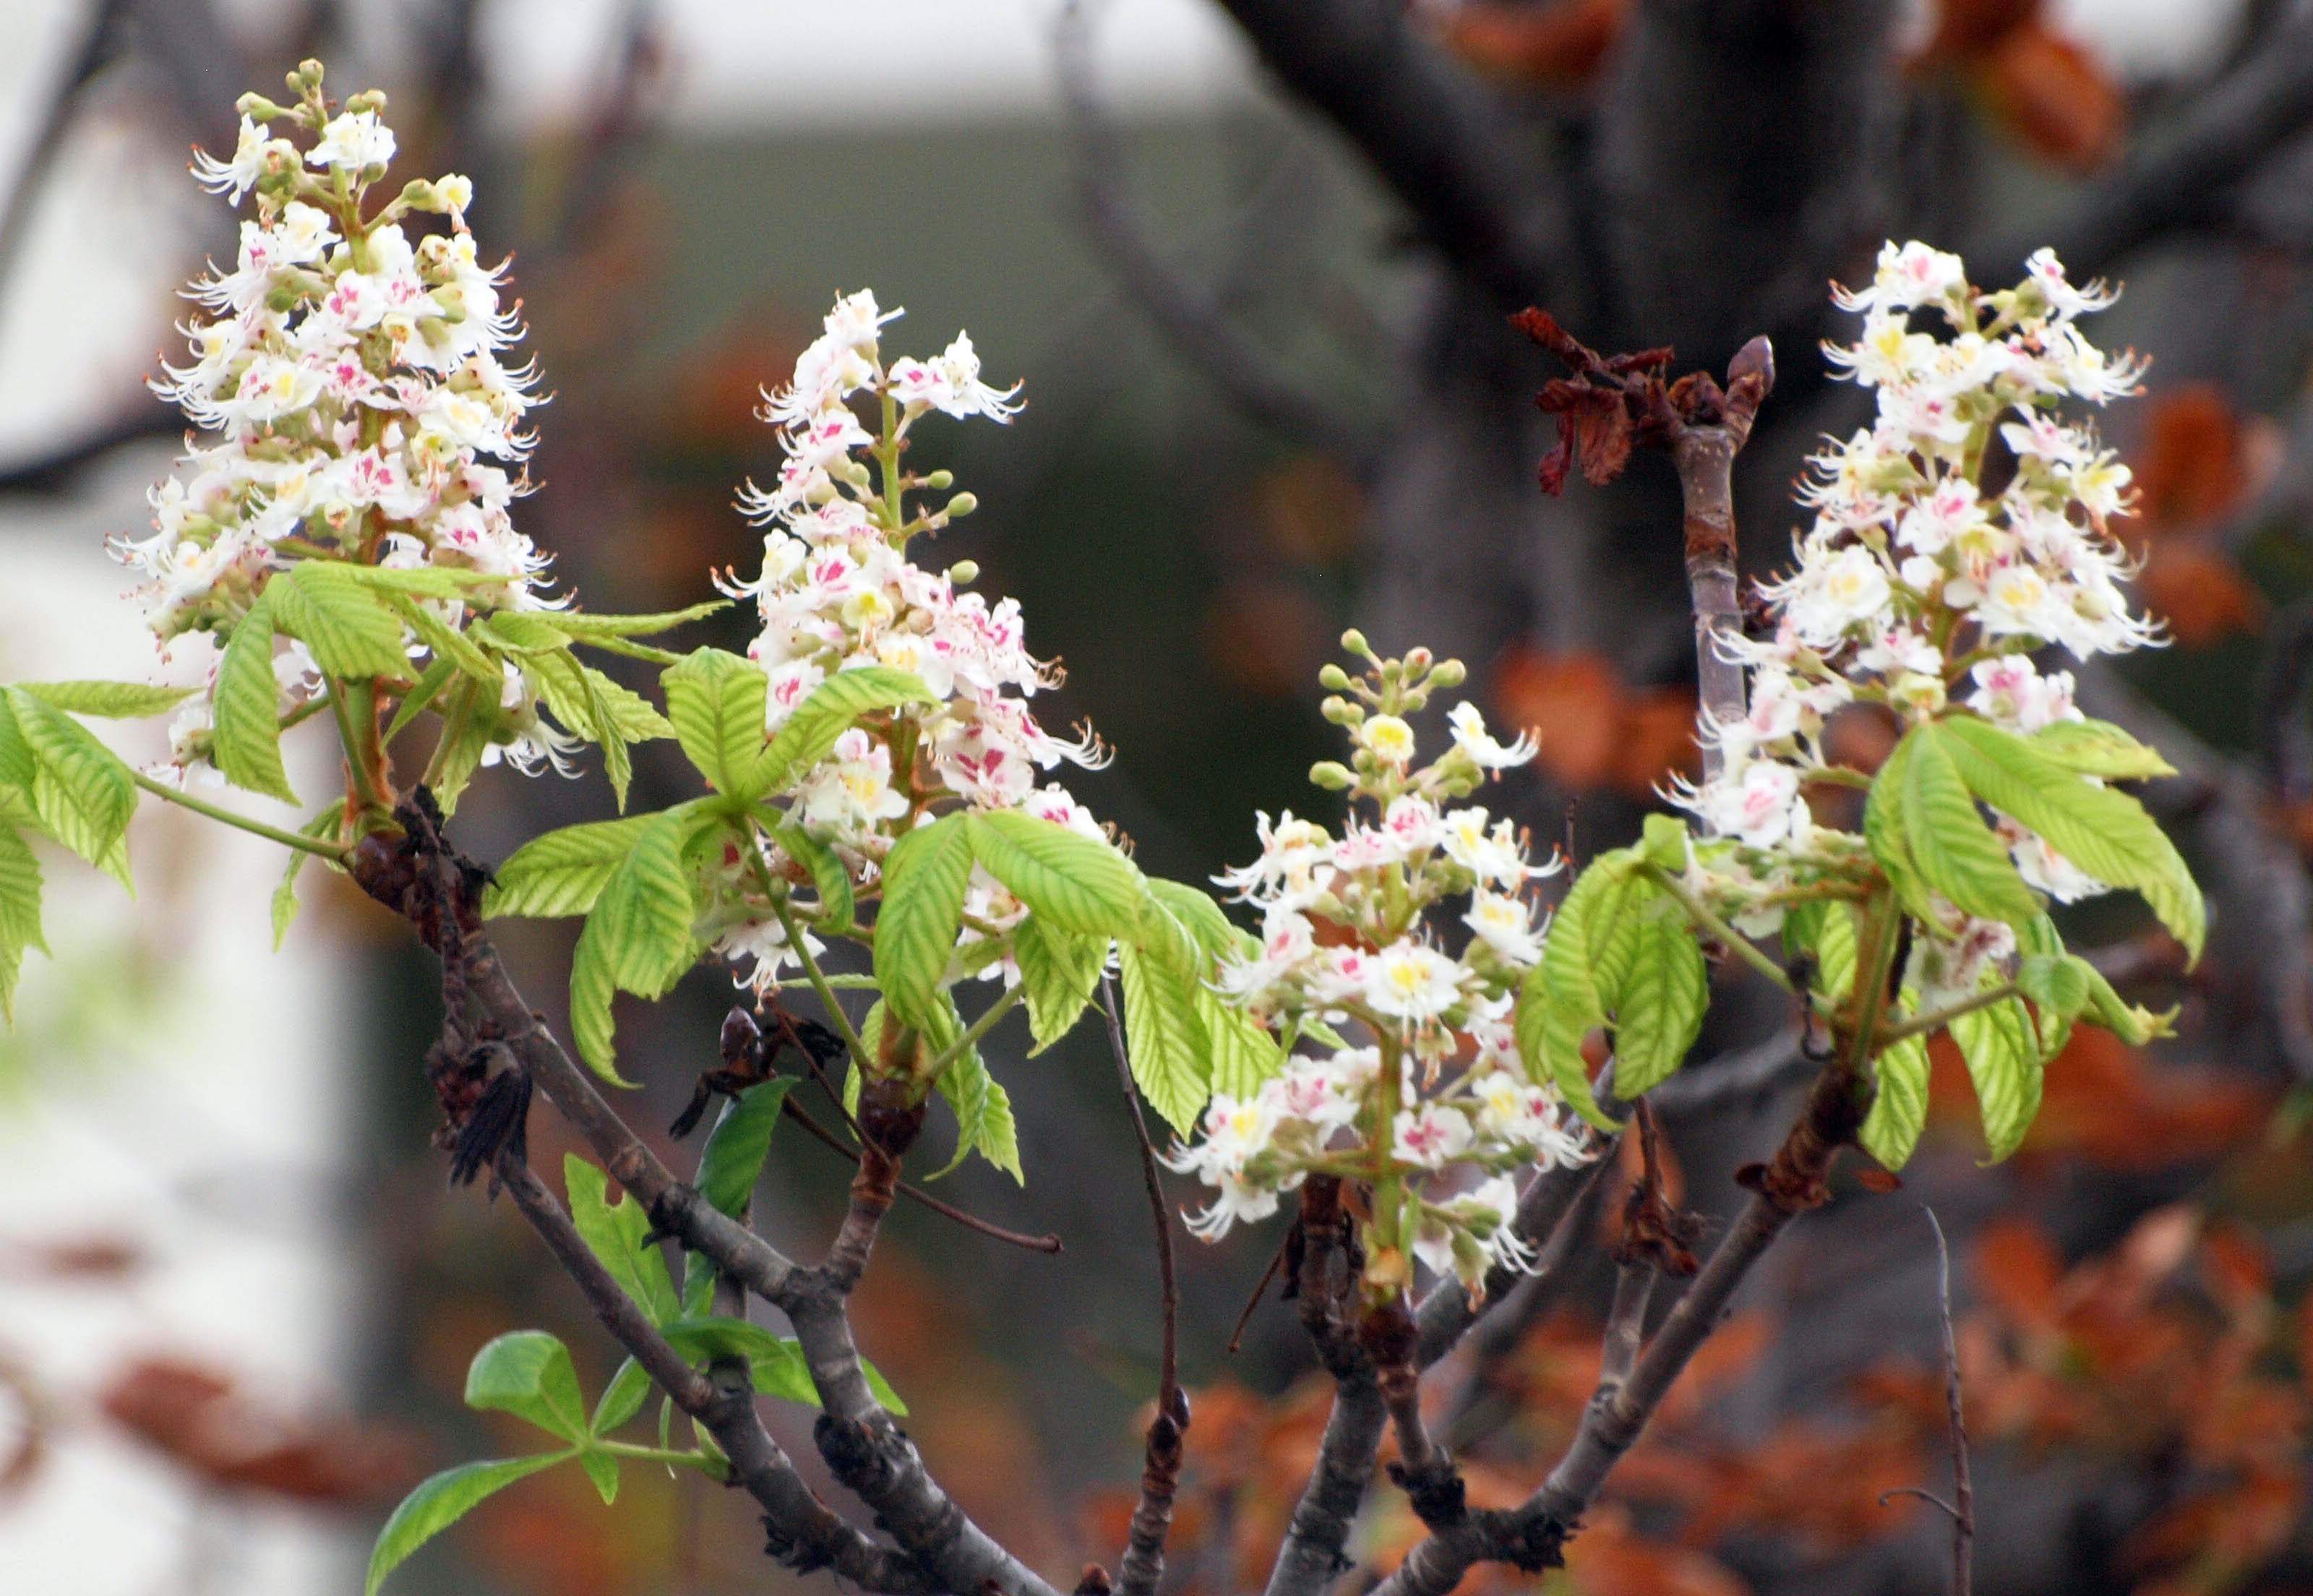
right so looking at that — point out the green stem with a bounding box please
[1842,891,1906,1079]
[924,985,1025,1079]
[592,1441,723,1472]
[1876,982,2022,1047]
[323,679,382,810]
[132,771,349,862]
[1644,864,1795,994]
[770,894,878,1078]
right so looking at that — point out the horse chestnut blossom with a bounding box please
[126,73,549,784]
[1167,639,1589,1298]
[711,292,1111,989]
[1675,241,2159,980]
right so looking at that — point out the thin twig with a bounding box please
[781,1098,1063,1254]
[1923,1206,1973,1596]
[1102,975,1190,1596]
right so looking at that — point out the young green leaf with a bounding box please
[2028,717,2177,781]
[750,665,934,796]
[1900,724,2040,928]
[1143,878,1245,956]
[1939,716,2205,961]
[272,800,347,949]
[591,1356,653,1437]
[579,1449,619,1506]
[663,648,771,797]
[1116,940,1211,1136]
[1951,995,2043,1161]
[966,811,1143,938]
[692,1078,794,1218]
[463,1330,589,1442]
[1516,848,1642,1128]
[1862,733,1934,920]
[1200,985,1284,1099]
[207,601,301,803]
[1784,898,1860,1008]
[564,1154,681,1324]
[366,1454,571,1596]
[872,815,974,1031]
[1859,1032,1931,1170]
[9,688,136,875]
[768,823,855,931]
[0,825,46,1023]
[567,807,703,1079]
[385,592,497,684]
[15,680,194,718]
[932,1041,1023,1183]
[1013,917,1106,1052]
[485,814,661,918]
[551,601,729,640]
[1609,903,1709,1097]
[655,1316,907,1413]
[271,563,411,679]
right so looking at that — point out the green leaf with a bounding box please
[564,1154,681,1326]
[271,564,410,679]
[1200,986,1284,1099]
[385,591,497,684]
[0,695,35,794]
[872,815,973,1031]
[935,1046,1023,1182]
[1784,898,1860,1008]
[463,1330,589,1441]
[1639,812,1690,872]
[552,602,729,640]
[210,600,300,803]
[1859,1032,1931,1170]
[1610,903,1709,1097]
[472,612,572,653]
[567,807,704,1080]
[751,666,935,795]
[384,656,458,743]
[768,823,854,931]
[328,564,508,597]
[1862,734,1934,921]
[1516,849,1642,1129]
[1952,995,2043,1161]
[0,825,46,1024]
[966,811,1143,938]
[16,680,193,718]
[9,689,136,876]
[1116,940,1211,1136]
[694,1078,794,1218]
[2029,718,2177,781]
[1013,917,1106,1053]
[591,1357,652,1437]
[1900,724,2040,929]
[579,1449,619,1506]
[272,800,346,949]
[486,815,660,918]
[366,1454,570,1596]
[1939,716,2205,963]
[663,649,770,797]
[1143,878,1248,958]
[660,1316,817,1405]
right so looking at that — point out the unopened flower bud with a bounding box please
[948,559,980,584]
[296,59,325,88]
[945,492,977,518]
[1317,663,1352,692]
[346,90,387,115]
[1320,695,1363,725]
[237,93,285,121]
[1340,628,1371,658]
[1428,658,1467,689]
[1308,760,1355,790]
[924,469,953,490]
[1405,646,1433,673]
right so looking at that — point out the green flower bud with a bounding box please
[1308,760,1355,791]
[945,492,977,518]
[1340,628,1371,658]
[924,469,954,490]
[949,559,980,584]
[1429,658,1467,689]
[237,93,285,121]
[1317,663,1352,692]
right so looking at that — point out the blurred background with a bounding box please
[7,1,2313,1594]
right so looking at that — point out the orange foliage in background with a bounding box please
[1492,645,1698,796]
[2115,384,2273,648]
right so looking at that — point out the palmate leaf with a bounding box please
[1013,915,1106,1053]
[464,1330,588,1443]
[750,665,935,797]
[768,823,855,931]
[1939,715,2206,961]
[567,807,705,1081]
[872,814,974,1031]
[1200,984,1284,1099]
[932,1031,1024,1183]
[1609,898,1709,1097]
[0,824,46,1023]
[15,680,193,718]
[8,688,136,882]
[272,800,347,949]
[663,648,770,797]
[385,591,497,685]
[966,810,1143,938]
[2029,717,2177,781]
[1952,993,2043,1161]
[692,1078,794,1219]
[270,562,410,679]
[1116,938,1211,1136]
[550,601,729,640]
[1516,847,1642,1128]
[212,598,299,803]
[486,814,661,918]
[565,1154,681,1325]
[366,1454,571,1596]
[1900,724,2039,929]
[1859,1030,1931,1170]
[656,1316,906,1412]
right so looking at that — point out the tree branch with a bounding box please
[1208,0,1573,309]
[2001,2,2313,280]
[491,1153,933,1593]
[1056,0,1371,463]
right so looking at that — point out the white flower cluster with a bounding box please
[1678,241,2156,981]
[1166,643,1589,1297]
[713,292,1110,988]
[124,79,549,781]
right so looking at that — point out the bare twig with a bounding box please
[1056,0,1370,462]
[1925,1207,1973,1596]
[1100,977,1190,1596]
[781,1098,1063,1254]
